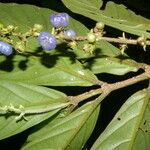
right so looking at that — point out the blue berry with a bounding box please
[64,29,76,37]
[0,41,13,56]
[38,32,57,50]
[50,13,69,28]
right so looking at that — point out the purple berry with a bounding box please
[50,13,69,28]
[38,32,57,50]
[0,41,13,56]
[64,29,76,37]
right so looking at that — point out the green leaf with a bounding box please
[91,89,150,150]
[94,41,121,57]
[0,2,121,57]
[0,3,120,57]
[22,100,100,150]
[0,3,121,86]
[62,0,150,38]
[84,57,139,75]
[0,56,98,86]
[0,3,101,86]
[0,80,68,140]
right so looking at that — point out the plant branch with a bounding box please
[101,72,149,93]
[70,72,149,105]
[98,37,150,45]
[61,35,150,46]
[70,88,103,105]
[0,72,149,120]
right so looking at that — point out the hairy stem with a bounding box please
[102,72,149,93]
[98,37,150,45]
[71,72,149,105]
[1,64,149,120]
[70,88,103,105]
[61,35,150,45]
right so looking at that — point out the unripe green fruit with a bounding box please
[87,33,96,43]
[96,22,105,30]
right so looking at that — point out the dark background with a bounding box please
[0,0,149,149]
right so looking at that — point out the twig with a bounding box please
[70,88,103,105]
[70,72,149,105]
[60,35,150,46]
[101,72,149,93]
[1,65,150,120]
[98,37,150,45]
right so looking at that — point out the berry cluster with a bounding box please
[0,12,76,56]
[38,12,76,51]
[0,23,43,56]
[0,12,149,56]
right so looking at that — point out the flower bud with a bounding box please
[87,33,96,43]
[83,43,95,53]
[96,22,105,30]
[7,25,15,31]
[15,41,25,52]
[64,29,76,37]
[68,41,77,49]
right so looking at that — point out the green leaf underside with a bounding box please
[62,0,150,38]
[85,57,139,75]
[0,56,98,86]
[0,81,68,140]
[91,89,150,150]
[22,100,100,150]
